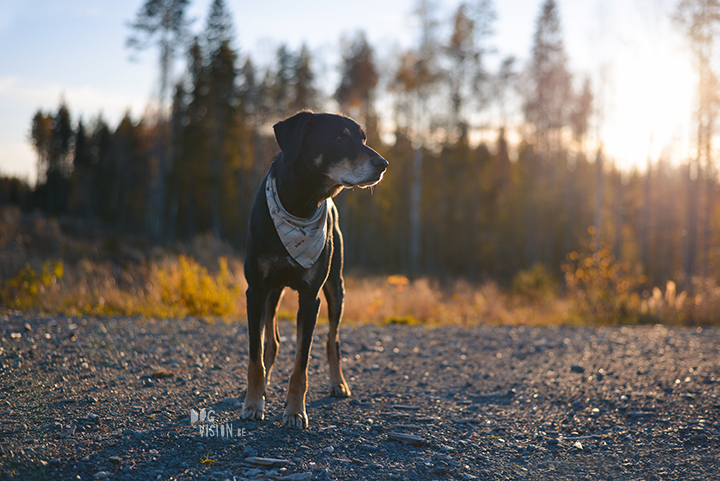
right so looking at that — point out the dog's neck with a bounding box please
[273,158,342,218]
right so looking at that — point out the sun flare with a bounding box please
[602,36,695,171]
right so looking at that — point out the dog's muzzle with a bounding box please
[361,156,388,186]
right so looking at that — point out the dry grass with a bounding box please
[0,253,573,326]
[1,207,718,326]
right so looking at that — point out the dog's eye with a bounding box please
[334,135,344,143]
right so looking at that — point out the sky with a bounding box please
[0,0,695,183]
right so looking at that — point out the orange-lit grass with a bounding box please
[2,251,718,326]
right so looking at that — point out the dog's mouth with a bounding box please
[342,171,385,189]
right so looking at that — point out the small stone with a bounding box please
[109,456,122,464]
[323,446,334,453]
[245,457,291,467]
[220,397,241,407]
[279,473,312,481]
[570,365,584,374]
[242,445,256,458]
[94,471,111,479]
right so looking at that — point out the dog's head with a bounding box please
[273,111,388,189]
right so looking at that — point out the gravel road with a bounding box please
[1,313,719,480]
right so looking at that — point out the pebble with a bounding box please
[245,457,291,467]
[279,473,312,481]
[323,446,334,453]
[242,444,256,458]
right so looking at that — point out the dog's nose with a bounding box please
[371,156,388,171]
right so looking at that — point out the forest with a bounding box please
[3,0,719,308]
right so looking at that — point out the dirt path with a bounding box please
[1,313,719,480]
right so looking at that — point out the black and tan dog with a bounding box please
[241,111,388,429]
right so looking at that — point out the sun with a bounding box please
[601,33,696,171]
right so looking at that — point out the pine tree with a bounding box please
[204,0,234,55]
[336,32,379,125]
[523,0,572,140]
[30,110,53,185]
[72,120,95,217]
[291,44,318,112]
[126,0,193,239]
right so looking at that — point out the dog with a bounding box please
[241,111,388,429]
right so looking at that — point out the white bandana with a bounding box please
[265,175,331,268]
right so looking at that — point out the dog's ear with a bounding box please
[273,111,314,165]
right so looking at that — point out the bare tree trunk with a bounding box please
[702,163,713,279]
[614,172,625,260]
[683,161,699,286]
[593,147,604,248]
[409,146,423,277]
[640,157,651,274]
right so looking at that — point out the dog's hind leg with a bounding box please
[263,288,285,389]
[283,293,320,429]
[323,229,351,398]
[242,285,268,421]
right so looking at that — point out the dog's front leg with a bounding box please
[242,285,267,420]
[283,293,320,429]
[263,288,285,389]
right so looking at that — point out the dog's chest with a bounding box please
[258,254,327,290]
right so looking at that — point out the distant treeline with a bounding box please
[4,0,716,289]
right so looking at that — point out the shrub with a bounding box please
[562,244,644,324]
[511,264,558,302]
[0,260,64,310]
[154,255,242,317]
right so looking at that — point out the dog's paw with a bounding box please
[282,409,308,429]
[329,382,352,398]
[241,399,265,421]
